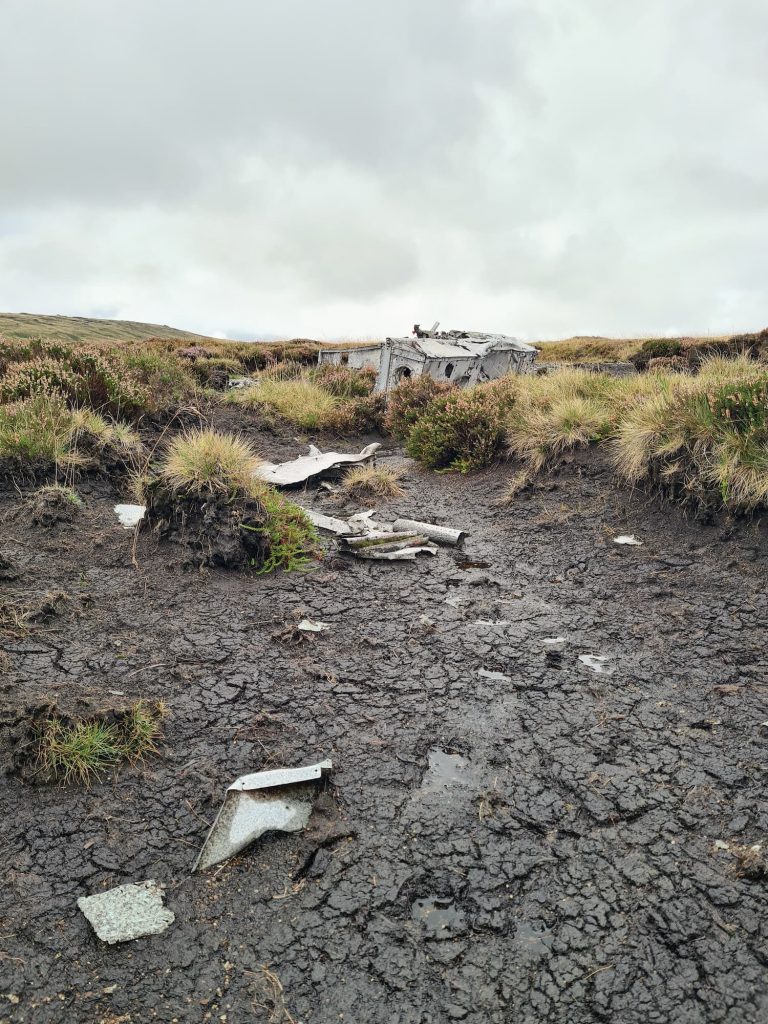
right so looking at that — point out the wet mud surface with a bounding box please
[1,428,767,1022]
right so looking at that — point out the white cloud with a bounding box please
[1,0,767,339]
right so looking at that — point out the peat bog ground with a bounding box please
[1,411,767,1023]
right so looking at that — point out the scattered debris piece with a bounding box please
[77,880,174,944]
[339,531,437,561]
[541,636,566,645]
[114,504,146,529]
[472,619,511,627]
[297,618,330,633]
[228,376,258,389]
[256,444,380,487]
[477,669,511,682]
[578,654,614,675]
[194,759,333,872]
[613,534,643,546]
[301,509,355,536]
[714,839,730,850]
[392,519,467,546]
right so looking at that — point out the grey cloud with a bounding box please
[1,0,767,338]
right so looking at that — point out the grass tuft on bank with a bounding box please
[34,700,167,786]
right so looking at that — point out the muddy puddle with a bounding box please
[1,437,767,1023]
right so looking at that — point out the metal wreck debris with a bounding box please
[256,444,381,487]
[339,532,438,560]
[392,518,466,546]
[297,618,330,632]
[77,880,174,944]
[114,504,146,529]
[193,759,333,872]
[578,654,614,675]
[318,323,537,392]
[614,534,643,546]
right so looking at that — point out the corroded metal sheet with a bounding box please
[256,444,380,487]
[193,760,333,872]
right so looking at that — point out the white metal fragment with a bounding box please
[477,669,512,682]
[350,544,438,561]
[114,504,146,529]
[301,509,353,535]
[392,518,467,546]
[578,654,614,675]
[77,880,174,944]
[613,535,643,546]
[297,618,330,632]
[714,840,730,850]
[541,637,566,645]
[256,444,380,487]
[193,760,333,872]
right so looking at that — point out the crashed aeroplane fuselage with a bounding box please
[317,324,537,393]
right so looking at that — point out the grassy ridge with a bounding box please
[0,312,218,345]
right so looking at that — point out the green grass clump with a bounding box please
[312,364,377,398]
[505,369,629,471]
[245,486,321,574]
[34,700,166,786]
[0,394,140,467]
[161,429,263,496]
[227,377,340,430]
[613,368,768,510]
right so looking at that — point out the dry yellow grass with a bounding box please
[227,377,339,430]
[161,429,263,496]
[341,464,406,499]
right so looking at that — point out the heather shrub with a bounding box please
[324,393,387,434]
[406,378,517,472]
[384,374,452,441]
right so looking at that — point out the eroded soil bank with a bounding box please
[1,433,767,1023]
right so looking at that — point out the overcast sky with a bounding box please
[1,1,767,341]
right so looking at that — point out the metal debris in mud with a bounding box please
[541,636,566,645]
[578,654,615,675]
[297,618,330,633]
[411,897,467,939]
[193,759,333,872]
[613,534,643,546]
[302,506,465,561]
[477,668,511,683]
[256,443,380,487]
[391,518,467,547]
[114,504,146,529]
[339,531,438,561]
[77,880,174,944]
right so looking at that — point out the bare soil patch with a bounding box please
[1,421,767,1023]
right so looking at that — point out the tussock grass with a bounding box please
[0,395,141,468]
[34,700,167,786]
[342,464,406,499]
[227,377,339,430]
[612,368,768,510]
[161,429,263,496]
